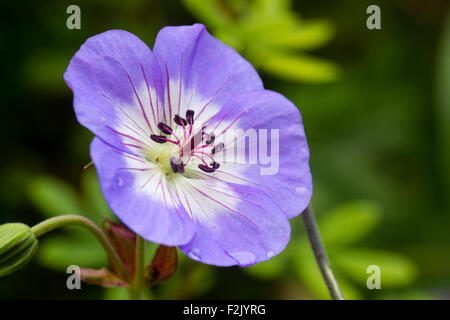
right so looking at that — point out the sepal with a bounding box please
[79,219,178,288]
[102,218,136,279]
[145,245,177,286]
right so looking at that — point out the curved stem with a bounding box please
[31,215,130,282]
[128,235,146,300]
[302,206,345,300]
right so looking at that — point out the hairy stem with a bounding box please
[302,205,345,300]
[31,215,130,282]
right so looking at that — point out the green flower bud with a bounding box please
[0,223,38,277]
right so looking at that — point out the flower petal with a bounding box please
[64,30,164,154]
[152,24,263,126]
[90,137,196,246]
[205,89,312,219]
[178,180,291,266]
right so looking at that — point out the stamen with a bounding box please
[186,110,194,126]
[198,164,215,173]
[170,156,184,174]
[157,122,173,135]
[204,133,215,145]
[211,142,224,154]
[210,161,220,169]
[174,114,187,126]
[164,138,180,144]
[169,131,181,144]
[151,134,167,144]
[191,154,209,167]
[150,134,179,145]
[192,151,215,163]
[180,115,188,142]
[158,121,180,143]
[182,128,204,156]
[151,114,221,173]
[192,145,209,152]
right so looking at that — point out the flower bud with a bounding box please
[0,223,38,277]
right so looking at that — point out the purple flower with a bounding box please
[64,24,312,266]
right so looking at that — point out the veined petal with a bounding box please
[90,137,196,246]
[178,179,290,266]
[152,24,263,127]
[64,30,164,154]
[204,89,312,219]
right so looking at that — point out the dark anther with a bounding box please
[170,156,184,174]
[174,114,187,126]
[204,133,215,145]
[211,142,224,154]
[198,164,215,173]
[157,122,173,135]
[211,161,220,170]
[151,134,167,144]
[186,110,195,125]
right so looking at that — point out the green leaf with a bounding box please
[332,272,362,300]
[292,241,361,299]
[436,15,450,194]
[292,241,329,299]
[37,234,107,271]
[234,15,301,47]
[380,290,435,300]
[102,287,130,300]
[332,249,417,287]
[261,52,340,82]
[28,175,83,218]
[265,20,334,50]
[320,201,382,245]
[182,263,216,297]
[244,251,287,280]
[81,171,113,222]
[158,260,215,299]
[102,287,154,300]
[183,0,339,84]
[182,0,232,30]
[23,51,69,92]
[252,0,292,15]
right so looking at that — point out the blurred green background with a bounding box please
[1,0,449,299]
